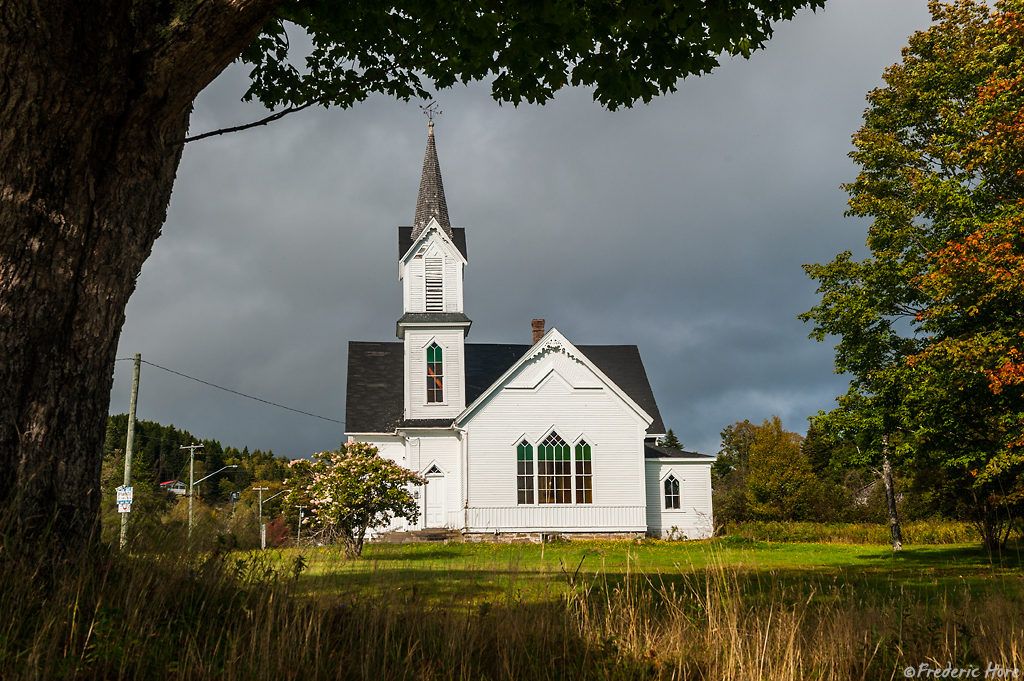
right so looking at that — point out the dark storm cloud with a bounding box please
[110,0,933,458]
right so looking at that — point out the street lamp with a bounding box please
[189,464,239,541]
[252,486,290,549]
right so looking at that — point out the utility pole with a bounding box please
[181,443,203,543]
[119,353,141,550]
[296,505,307,544]
[254,486,268,549]
[253,487,290,549]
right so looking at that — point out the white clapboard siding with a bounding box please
[407,330,464,419]
[357,432,464,531]
[462,350,649,532]
[406,257,425,313]
[444,257,460,311]
[644,461,713,539]
[467,506,646,532]
[405,431,462,529]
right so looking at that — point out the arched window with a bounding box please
[426,343,443,402]
[664,475,680,509]
[538,432,571,503]
[575,440,593,504]
[517,440,534,504]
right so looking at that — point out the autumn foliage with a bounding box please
[803,0,1024,549]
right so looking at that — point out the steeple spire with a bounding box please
[412,114,452,240]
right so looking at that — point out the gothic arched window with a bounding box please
[575,440,593,504]
[426,343,443,403]
[664,475,680,509]
[538,432,571,504]
[517,440,534,504]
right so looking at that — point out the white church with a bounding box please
[345,121,713,540]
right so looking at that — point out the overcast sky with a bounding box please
[109,0,934,459]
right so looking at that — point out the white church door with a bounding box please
[424,466,446,528]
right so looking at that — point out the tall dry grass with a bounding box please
[1,536,1021,679]
[726,520,980,545]
[565,551,1024,680]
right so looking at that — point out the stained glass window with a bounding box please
[426,343,443,403]
[517,440,534,504]
[664,475,680,509]
[538,432,571,503]
[575,440,593,504]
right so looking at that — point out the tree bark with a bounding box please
[881,435,903,551]
[0,0,281,549]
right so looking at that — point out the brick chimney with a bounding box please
[532,319,546,344]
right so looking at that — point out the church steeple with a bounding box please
[411,119,452,241]
[397,113,469,421]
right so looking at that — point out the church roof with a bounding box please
[643,444,713,460]
[411,123,452,241]
[399,226,467,261]
[345,341,666,436]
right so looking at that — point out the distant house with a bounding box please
[344,121,714,540]
[160,480,186,496]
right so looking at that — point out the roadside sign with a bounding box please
[117,501,132,513]
[116,486,134,503]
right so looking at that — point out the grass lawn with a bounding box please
[281,537,1024,607]
[7,534,1022,679]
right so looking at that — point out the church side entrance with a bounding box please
[424,468,446,528]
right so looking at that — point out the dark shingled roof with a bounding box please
[644,444,713,460]
[346,342,405,434]
[399,226,467,261]
[346,342,666,436]
[399,419,455,429]
[397,312,472,339]
[411,125,452,241]
[396,312,472,325]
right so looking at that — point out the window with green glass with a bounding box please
[517,440,534,504]
[575,440,593,504]
[426,343,443,403]
[538,432,571,503]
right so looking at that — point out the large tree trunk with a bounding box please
[0,0,279,549]
[881,435,903,552]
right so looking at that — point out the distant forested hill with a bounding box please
[104,415,291,503]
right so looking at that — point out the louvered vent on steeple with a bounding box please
[425,257,443,311]
[411,119,452,241]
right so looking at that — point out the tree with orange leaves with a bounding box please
[802,0,1024,551]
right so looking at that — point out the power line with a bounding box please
[115,357,344,426]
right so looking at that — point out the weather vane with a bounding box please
[420,101,442,133]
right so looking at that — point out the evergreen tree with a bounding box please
[658,429,683,450]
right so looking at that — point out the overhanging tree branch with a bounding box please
[177,98,324,144]
[176,37,430,145]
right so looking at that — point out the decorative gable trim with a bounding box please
[659,467,681,483]
[507,352,601,390]
[455,328,653,428]
[421,460,449,476]
[400,218,467,274]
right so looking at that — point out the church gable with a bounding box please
[507,348,602,391]
[400,221,465,315]
[400,218,466,267]
[457,330,653,430]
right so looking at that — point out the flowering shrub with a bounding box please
[286,442,424,557]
